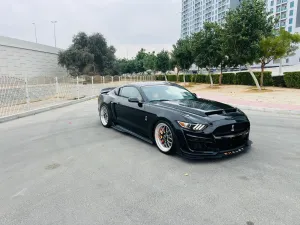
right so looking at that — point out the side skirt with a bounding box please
[112,124,153,144]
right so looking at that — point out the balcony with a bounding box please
[281,12,287,19]
[281,4,287,11]
[280,21,286,27]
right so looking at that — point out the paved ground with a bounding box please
[0,100,300,225]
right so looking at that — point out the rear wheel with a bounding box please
[154,121,177,154]
[99,104,112,128]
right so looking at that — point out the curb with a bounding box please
[0,95,97,124]
[234,104,300,115]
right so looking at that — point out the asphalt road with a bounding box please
[0,99,299,225]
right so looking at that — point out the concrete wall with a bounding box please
[0,36,66,77]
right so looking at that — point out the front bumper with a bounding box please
[176,129,251,159]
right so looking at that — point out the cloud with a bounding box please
[0,0,181,58]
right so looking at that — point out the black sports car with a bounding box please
[98,81,251,159]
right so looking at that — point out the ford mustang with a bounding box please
[98,81,251,159]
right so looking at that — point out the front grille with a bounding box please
[184,128,249,153]
[216,134,249,150]
[213,122,250,136]
[184,132,217,152]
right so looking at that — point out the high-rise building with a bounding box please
[267,0,300,65]
[181,0,300,66]
[267,0,299,33]
[181,0,240,38]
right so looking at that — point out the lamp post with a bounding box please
[51,21,57,47]
[32,23,37,43]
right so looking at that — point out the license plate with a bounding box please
[224,147,244,156]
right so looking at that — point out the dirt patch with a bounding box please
[178,82,221,90]
[181,83,195,88]
[45,163,61,170]
[201,85,221,90]
[244,88,274,93]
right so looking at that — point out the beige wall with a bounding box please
[0,36,66,77]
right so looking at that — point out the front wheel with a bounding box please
[99,104,112,128]
[154,121,177,155]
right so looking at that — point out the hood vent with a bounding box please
[205,108,238,116]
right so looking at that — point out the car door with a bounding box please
[114,86,148,136]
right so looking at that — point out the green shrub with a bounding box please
[272,76,286,87]
[155,75,165,81]
[166,75,177,81]
[213,74,221,84]
[178,75,184,82]
[186,74,192,82]
[156,71,284,87]
[178,74,193,82]
[193,74,207,83]
[284,72,300,88]
[257,71,273,86]
[205,74,220,84]
[221,73,236,84]
[235,71,273,86]
[235,72,255,85]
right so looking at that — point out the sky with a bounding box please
[0,0,182,58]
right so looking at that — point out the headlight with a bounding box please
[177,121,207,131]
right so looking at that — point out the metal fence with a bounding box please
[0,75,156,118]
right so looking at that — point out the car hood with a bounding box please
[154,98,233,112]
[152,98,247,122]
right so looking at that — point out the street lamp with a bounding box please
[51,21,57,47]
[32,23,37,43]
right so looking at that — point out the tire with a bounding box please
[99,104,112,128]
[153,120,178,155]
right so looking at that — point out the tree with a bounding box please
[156,50,170,81]
[143,51,157,74]
[172,37,194,83]
[58,32,117,76]
[223,0,275,90]
[136,48,147,61]
[135,48,147,74]
[258,28,300,86]
[58,46,94,76]
[192,22,224,87]
[169,56,178,76]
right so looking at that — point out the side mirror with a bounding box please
[192,93,198,97]
[128,97,140,103]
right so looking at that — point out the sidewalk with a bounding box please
[197,93,300,111]
[184,83,300,114]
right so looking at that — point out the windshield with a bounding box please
[141,85,197,102]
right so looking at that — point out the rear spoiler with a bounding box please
[100,87,116,94]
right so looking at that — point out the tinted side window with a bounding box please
[119,87,142,100]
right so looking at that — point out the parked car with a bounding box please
[98,82,251,159]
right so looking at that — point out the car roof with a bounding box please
[124,81,172,88]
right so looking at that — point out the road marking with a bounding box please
[11,188,27,198]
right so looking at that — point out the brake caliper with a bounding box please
[159,127,165,143]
